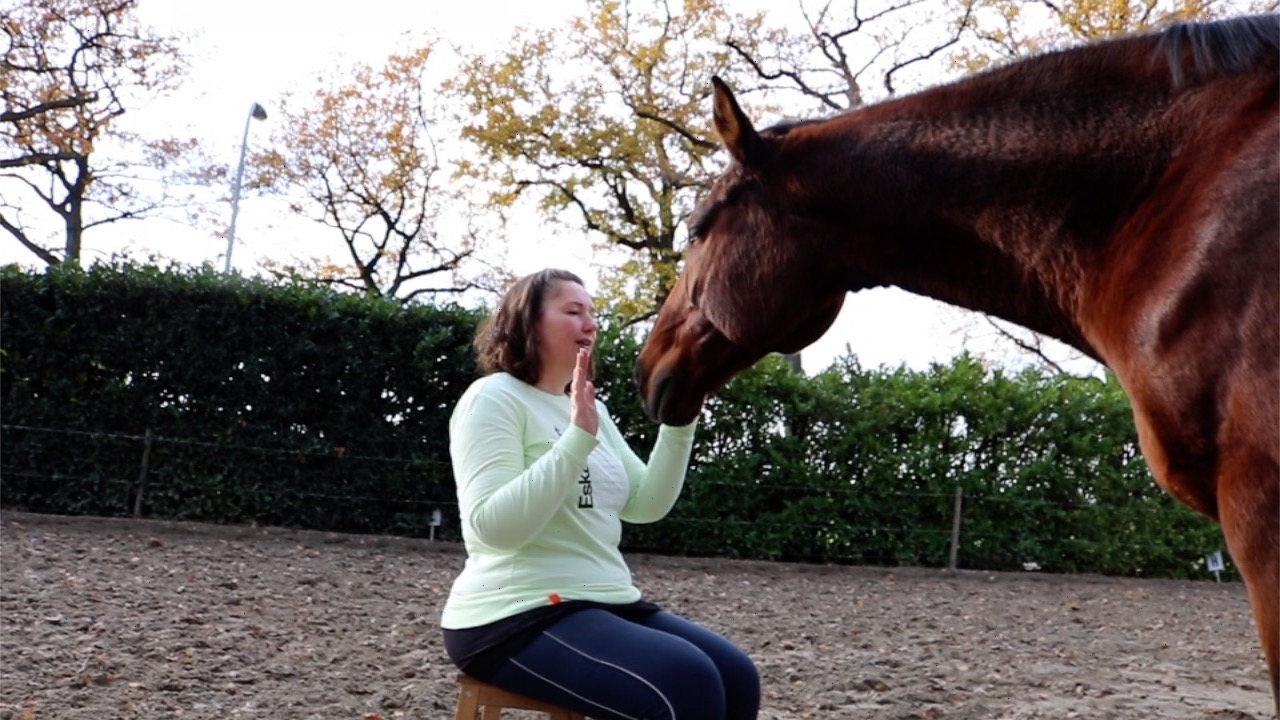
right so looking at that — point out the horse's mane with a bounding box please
[757,14,1278,137]
[1160,13,1279,85]
[971,13,1280,98]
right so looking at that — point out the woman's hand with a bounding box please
[569,347,598,435]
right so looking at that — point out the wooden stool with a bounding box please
[454,673,587,720]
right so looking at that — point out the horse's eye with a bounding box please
[687,216,706,243]
[688,206,714,244]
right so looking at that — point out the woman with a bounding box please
[441,268,760,719]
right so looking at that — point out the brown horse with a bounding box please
[635,14,1280,707]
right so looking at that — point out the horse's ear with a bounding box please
[711,76,766,169]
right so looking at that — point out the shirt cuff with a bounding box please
[559,423,600,460]
[659,420,698,439]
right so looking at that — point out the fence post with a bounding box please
[948,485,963,571]
[133,428,153,518]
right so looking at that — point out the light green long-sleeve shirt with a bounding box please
[440,372,697,630]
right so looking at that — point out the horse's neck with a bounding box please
[825,67,1191,357]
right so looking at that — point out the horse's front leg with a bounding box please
[1217,446,1280,711]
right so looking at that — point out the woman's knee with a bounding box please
[655,649,758,720]
[712,645,760,719]
[643,651,727,720]
[720,643,761,691]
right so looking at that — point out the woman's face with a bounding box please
[535,280,598,385]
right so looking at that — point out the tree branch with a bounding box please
[0,93,98,123]
[0,151,85,169]
[0,212,60,265]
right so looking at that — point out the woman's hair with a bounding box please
[473,268,590,387]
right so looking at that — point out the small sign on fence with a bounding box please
[429,509,443,541]
[1206,550,1224,582]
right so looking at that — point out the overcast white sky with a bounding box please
[11,0,1103,376]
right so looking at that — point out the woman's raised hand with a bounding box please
[569,347,598,435]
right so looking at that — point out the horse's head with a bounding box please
[635,77,847,425]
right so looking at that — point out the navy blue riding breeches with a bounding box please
[480,608,760,720]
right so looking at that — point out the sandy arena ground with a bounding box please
[1,511,1273,720]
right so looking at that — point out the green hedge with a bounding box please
[1,262,480,536]
[614,351,1227,580]
[0,262,1230,580]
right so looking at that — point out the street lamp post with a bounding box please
[224,102,268,273]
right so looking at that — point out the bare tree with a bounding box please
[1,0,215,266]
[721,0,984,116]
[252,44,489,303]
